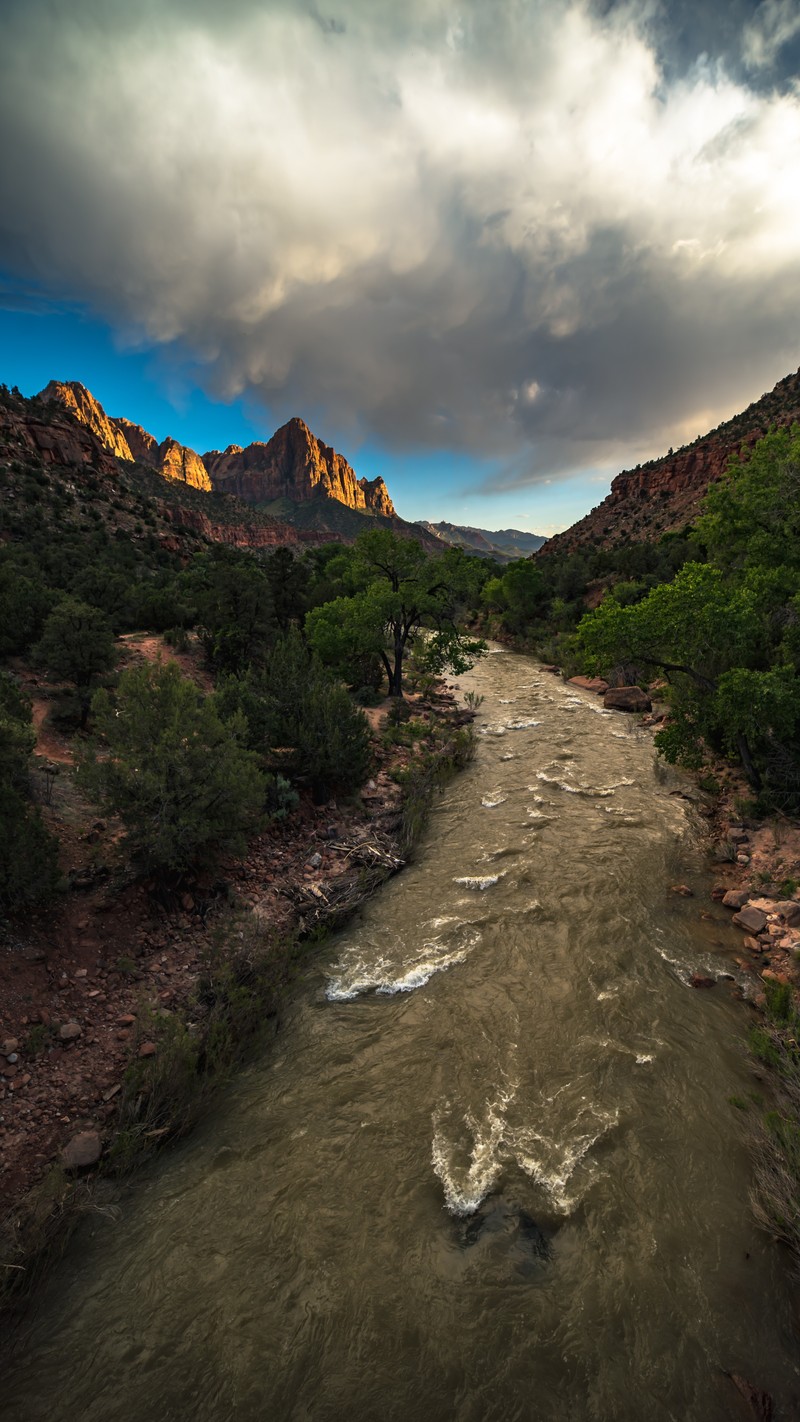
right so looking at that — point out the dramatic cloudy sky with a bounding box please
[1,0,799,533]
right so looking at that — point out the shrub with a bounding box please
[0,673,59,910]
[79,661,265,880]
[34,597,116,727]
[217,630,372,802]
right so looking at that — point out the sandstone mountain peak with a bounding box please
[40,380,135,463]
[40,381,211,491]
[38,380,402,532]
[203,417,396,516]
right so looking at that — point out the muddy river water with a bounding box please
[5,649,800,1421]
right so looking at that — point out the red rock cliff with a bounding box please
[39,381,134,462]
[39,383,212,492]
[543,367,800,554]
[204,418,396,514]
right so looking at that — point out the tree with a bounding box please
[80,661,265,878]
[217,630,372,802]
[34,597,116,727]
[0,674,59,909]
[0,560,53,657]
[265,546,307,631]
[185,548,275,673]
[306,529,485,696]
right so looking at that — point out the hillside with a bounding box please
[543,366,800,555]
[40,382,431,545]
[2,386,317,554]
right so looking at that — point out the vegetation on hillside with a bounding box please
[0,390,488,903]
[576,426,800,809]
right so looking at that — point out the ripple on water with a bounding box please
[454,873,505,891]
[535,770,615,797]
[432,1091,618,1216]
[326,924,481,1000]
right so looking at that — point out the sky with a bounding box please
[1,0,800,536]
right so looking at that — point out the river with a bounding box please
[5,648,800,1421]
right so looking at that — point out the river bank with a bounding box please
[0,682,475,1318]
[4,643,796,1422]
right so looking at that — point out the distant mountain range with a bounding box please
[39,381,439,547]
[416,520,546,561]
[543,365,800,555]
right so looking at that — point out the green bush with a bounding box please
[217,630,372,802]
[34,597,116,727]
[0,674,59,910]
[80,661,265,879]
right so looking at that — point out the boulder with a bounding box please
[722,889,750,910]
[773,900,800,926]
[568,676,609,694]
[732,905,768,934]
[59,1022,82,1041]
[61,1130,102,1170]
[690,975,716,989]
[670,884,693,897]
[603,687,652,713]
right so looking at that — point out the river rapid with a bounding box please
[5,648,800,1421]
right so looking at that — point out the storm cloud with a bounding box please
[1,0,799,488]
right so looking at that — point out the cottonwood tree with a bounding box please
[306,529,486,696]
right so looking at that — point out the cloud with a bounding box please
[743,0,800,69]
[1,0,799,489]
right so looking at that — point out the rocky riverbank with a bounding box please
[0,682,475,1316]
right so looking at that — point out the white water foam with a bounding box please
[326,927,480,1000]
[432,1087,617,1216]
[431,1085,517,1215]
[481,793,508,808]
[652,941,742,991]
[535,771,615,797]
[506,718,542,730]
[454,873,504,891]
[511,1106,619,1211]
[499,752,516,761]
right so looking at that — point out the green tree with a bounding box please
[0,674,59,909]
[34,597,116,727]
[265,546,307,630]
[306,529,485,696]
[186,548,275,673]
[80,661,265,878]
[0,561,53,657]
[217,630,372,802]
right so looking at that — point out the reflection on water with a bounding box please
[6,651,800,1422]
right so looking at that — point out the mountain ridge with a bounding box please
[417,520,546,561]
[37,381,432,544]
[543,366,800,555]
